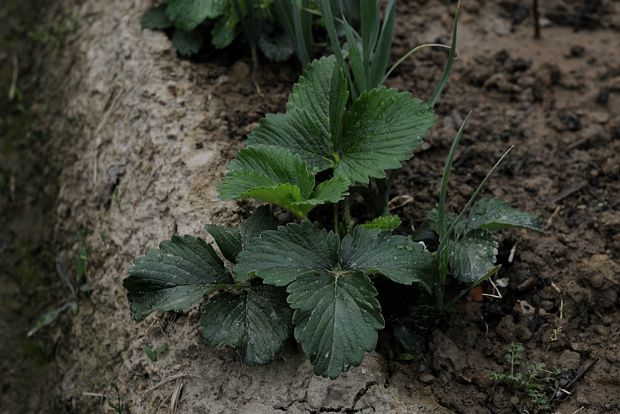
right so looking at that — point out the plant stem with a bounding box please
[250,45,259,70]
[333,203,340,235]
[343,196,352,234]
[532,0,541,39]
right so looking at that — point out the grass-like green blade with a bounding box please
[369,0,395,88]
[320,0,356,100]
[360,0,380,71]
[437,145,515,256]
[436,113,470,308]
[291,0,311,66]
[343,17,368,93]
[429,0,461,107]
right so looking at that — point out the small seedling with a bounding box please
[106,383,130,414]
[143,343,169,362]
[491,343,562,413]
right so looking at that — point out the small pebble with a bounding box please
[420,374,436,384]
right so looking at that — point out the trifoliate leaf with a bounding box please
[201,285,292,365]
[204,225,241,263]
[259,32,294,62]
[124,235,232,321]
[218,145,347,218]
[339,227,433,287]
[172,29,204,56]
[467,199,543,232]
[235,221,339,285]
[360,215,401,230]
[288,271,384,379]
[449,229,499,283]
[205,206,279,263]
[142,5,173,30]
[211,11,238,49]
[166,0,227,31]
[335,87,436,183]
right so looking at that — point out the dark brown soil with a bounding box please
[387,0,620,412]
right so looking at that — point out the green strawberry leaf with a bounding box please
[259,32,294,62]
[303,176,350,205]
[172,28,204,56]
[335,87,436,183]
[235,221,339,285]
[450,229,499,283]
[239,205,279,243]
[204,225,241,263]
[286,55,349,144]
[211,11,238,49]
[239,56,435,186]
[201,285,292,365]
[245,111,333,174]
[288,271,384,379]
[124,235,233,321]
[339,227,433,287]
[166,0,227,31]
[142,5,173,30]
[206,206,279,263]
[467,199,543,232]
[218,145,347,218]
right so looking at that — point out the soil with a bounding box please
[1,0,619,413]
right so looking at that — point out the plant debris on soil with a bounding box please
[1,0,619,413]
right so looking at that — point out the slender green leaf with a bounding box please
[343,19,367,93]
[430,1,461,107]
[360,0,380,71]
[201,285,292,364]
[124,236,232,321]
[27,302,76,337]
[368,0,395,87]
[288,271,384,379]
[319,0,356,99]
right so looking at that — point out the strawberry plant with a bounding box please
[141,0,300,65]
[125,4,542,379]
